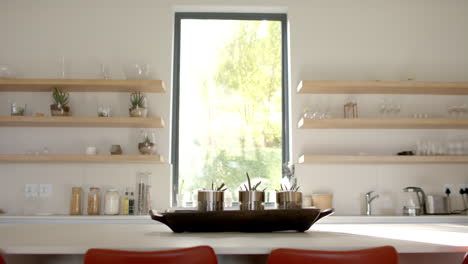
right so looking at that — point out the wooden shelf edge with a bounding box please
[0,78,166,93]
[298,155,468,164]
[0,154,164,163]
[297,80,468,95]
[0,116,164,128]
[298,118,468,129]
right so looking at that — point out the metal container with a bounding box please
[425,195,450,214]
[239,191,264,211]
[198,191,224,212]
[277,191,302,209]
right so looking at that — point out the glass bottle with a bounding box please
[87,187,101,215]
[129,192,135,215]
[122,191,129,215]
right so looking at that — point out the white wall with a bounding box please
[1,0,468,216]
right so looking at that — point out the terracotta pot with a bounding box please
[50,104,71,116]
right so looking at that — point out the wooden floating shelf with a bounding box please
[0,116,164,128]
[298,155,468,164]
[0,154,164,164]
[0,78,166,93]
[298,118,468,129]
[297,80,468,95]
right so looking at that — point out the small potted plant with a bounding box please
[276,183,302,209]
[198,182,227,212]
[239,172,265,211]
[138,130,157,155]
[129,91,148,117]
[50,87,71,116]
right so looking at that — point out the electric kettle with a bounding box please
[402,187,426,216]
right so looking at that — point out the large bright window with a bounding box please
[172,13,288,205]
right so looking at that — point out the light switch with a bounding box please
[39,184,53,197]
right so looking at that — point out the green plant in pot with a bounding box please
[198,182,227,212]
[50,87,71,116]
[129,91,148,117]
[239,172,265,211]
[276,182,302,209]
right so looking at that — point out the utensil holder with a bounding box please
[276,191,302,209]
[239,191,265,211]
[198,191,224,212]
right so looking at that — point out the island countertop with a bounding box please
[0,223,467,255]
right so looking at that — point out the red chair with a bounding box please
[0,255,5,264]
[267,246,398,264]
[462,253,468,264]
[84,246,217,264]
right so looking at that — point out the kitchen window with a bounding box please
[172,13,289,206]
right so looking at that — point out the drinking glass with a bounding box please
[10,103,26,116]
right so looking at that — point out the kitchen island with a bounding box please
[1,222,467,264]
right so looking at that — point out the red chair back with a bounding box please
[0,255,5,264]
[462,253,468,264]
[84,246,217,264]
[267,246,398,264]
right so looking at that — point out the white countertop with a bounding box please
[0,223,467,255]
[1,215,467,224]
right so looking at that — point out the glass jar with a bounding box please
[70,187,82,215]
[87,187,101,215]
[136,172,150,215]
[138,130,157,155]
[104,189,120,215]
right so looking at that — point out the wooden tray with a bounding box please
[150,208,334,233]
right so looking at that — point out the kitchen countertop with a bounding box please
[0,215,467,224]
[0,223,467,255]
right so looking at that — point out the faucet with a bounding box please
[365,191,379,216]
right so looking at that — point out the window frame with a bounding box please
[171,12,289,206]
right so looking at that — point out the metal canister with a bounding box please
[276,191,302,209]
[198,191,224,212]
[239,191,265,211]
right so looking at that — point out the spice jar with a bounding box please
[104,189,120,215]
[87,187,101,215]
[70,187,82,215]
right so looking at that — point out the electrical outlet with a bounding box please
[443,184,455,196]
[24,184,39,198]
[456,184,468,196]
[39,184,53,197]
